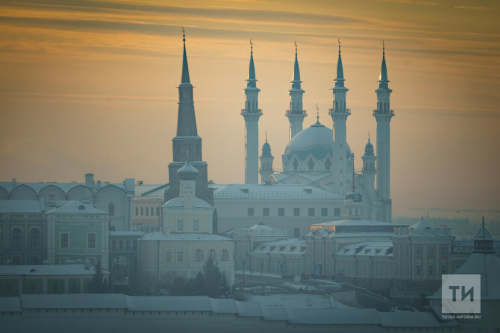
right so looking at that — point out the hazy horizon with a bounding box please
[0,0,499,219]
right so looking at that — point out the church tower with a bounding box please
[165,30,213,205]
[362,135,378,220]
[330,40,350,197]
[285,42,307,140]
[241,40,262,184]
[373,42,394,223]
[259,134,274,183]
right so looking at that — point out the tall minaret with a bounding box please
[241,40,262,184]
[165,30,213,205]
[286,42,307,140]
[373,42,394,223]
[330,39,350,197]
[362,134,378,220]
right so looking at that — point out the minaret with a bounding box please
[344,155,363,220]
[259,132,274,183]
[362,134,378,220]
[373,42,394,223]
[241,40,262,184]
[329,39,350,197]
[165,30,213,205]
[286,42,307,140]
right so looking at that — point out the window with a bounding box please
[308,208,315,216]
[293,208,300,216]
[193,220,199,231]
[109,204,115,216]
[321,208,327,216]
[428,264,434,276]
[440,265,446,274]
[119,240,123,249]
[440,246,446,256]
[428,246,434,255]
[88,233,96,249]
[416,246,421,255]
[278,208,285,216]
[54,283,58,293]
[177,220,183,231]
[141,207,143,216]
[61,233,69,248]
[164,251,171,261]
[136,207,138,216]
[12,256,22,265]
[12,228,22,247]
[195,249,204,261]
[221,249,229,261]
[209,250,216,261]
[416,264,421,276]
[30,228,41,247]
[247,208,254,216]
[30,256,40,265]
[294,228,300,238]
[334,208,340,216]
[126,240,130,249]
[177,252,183,262]
[263,208,269,216]
[156,207,160,216]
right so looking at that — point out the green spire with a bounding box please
[181,28,190,84]
[335,38,345,87]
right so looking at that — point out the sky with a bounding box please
[0,0,499,219]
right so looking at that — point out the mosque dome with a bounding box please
[177,161,199,180]
[284,121,350,161]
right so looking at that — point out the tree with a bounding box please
[88,262,108,293]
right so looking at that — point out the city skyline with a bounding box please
[0,0,499,218]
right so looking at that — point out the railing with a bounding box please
[241,109,263,114]
[285,110,307,115]
[328,108,351,115]
[373,109,394,115]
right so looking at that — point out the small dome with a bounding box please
[261,141,272,158]
[177,161,199,181]
[284,121,350,161]
[364,140,374,157]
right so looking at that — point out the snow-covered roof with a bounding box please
[473,225,493,240]
[126,296,212,312]
[272,172,331,183]
[430,251,500,300]
[19,294,124,309]
[213,184,341,199]
[48,201,108,215]
[164,196,212,209]
[209,298,238,314]
[0,264,109,276]
[251,238,306,255]
[138,232,233,242]
[110,231,146,237]
[313,219,404,228]
[337,241,393,257]
[134,184,167,197]
[225,223,289,237]
[410,218,435,230]
[0,200,44,214]
[0,181,127,195]
[0,297,22,312]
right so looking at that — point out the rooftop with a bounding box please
[138,232,233,242]
[213,183,341,199]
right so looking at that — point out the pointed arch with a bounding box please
[67,185,95,203]
[38,185,67,201]
[10,184,37,200]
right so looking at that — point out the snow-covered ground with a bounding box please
[235,270,283,279]
[249,293,353,309]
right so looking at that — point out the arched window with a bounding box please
[126,240,130,249]
[307,158,314,171]
[112,240,117,249]
[30,256,40,265]
[109,204,115,216]
[12,228,22,247]
[30,228,41,247]
[209,249,216,261]
[195,249,204,261]
[12,256,22,265]
[119,240,123,249]
[221,249,229,261]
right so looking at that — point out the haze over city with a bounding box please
[0,0,499,218]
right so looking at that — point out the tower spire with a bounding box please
[247,39,256,85]
[286,41,307,139]
[181,27,190,84]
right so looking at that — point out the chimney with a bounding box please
[96,180,101,189]
[11,178,17,188]
[85,173,95,189]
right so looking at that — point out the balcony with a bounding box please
[328,108,351,115]
[241,109,263,114]
[373,109,395,115]
[285,110,307,115]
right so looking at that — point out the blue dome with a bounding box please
[177,161,199,180]
[364,140,374,157]
[284,122,350,161]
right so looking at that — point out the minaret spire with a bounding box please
[286,42,307,140]
[373,41,394,223]
[242,39,262,184]
[181,28,190,84]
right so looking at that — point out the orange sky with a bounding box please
[0,0,499,219]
